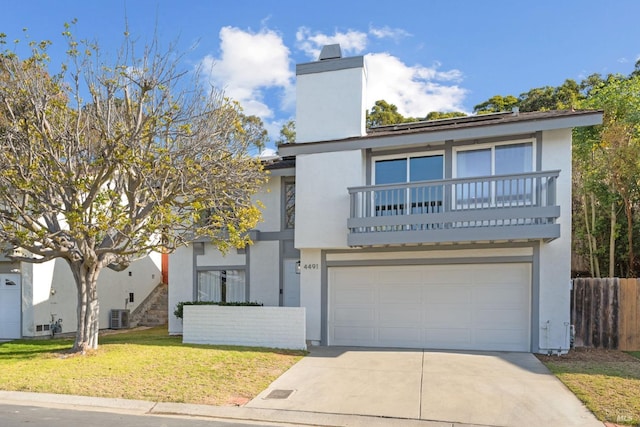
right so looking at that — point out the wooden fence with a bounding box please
[572,278,640,350]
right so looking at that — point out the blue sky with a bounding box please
[1,1,638,150]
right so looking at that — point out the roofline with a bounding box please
[278,110,603,156]
[296,56,365,76]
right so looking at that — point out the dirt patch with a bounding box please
[537,347,640,364]
[226,395,251,406]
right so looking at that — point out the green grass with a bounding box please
[0,327,305,406]
[538,350,640,426]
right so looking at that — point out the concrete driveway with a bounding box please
[246,347,603,427]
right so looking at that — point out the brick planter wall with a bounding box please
[182,305,306,350]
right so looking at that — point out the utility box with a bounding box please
[110,309,130,329]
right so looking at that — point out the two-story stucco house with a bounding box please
[168,45,602,354]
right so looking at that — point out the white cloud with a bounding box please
[199,25,469,148]
[199,26,294,119]
[369,25,411,42]
[257,147,279,160]
[294,27,467,116]
[365,53,468,117]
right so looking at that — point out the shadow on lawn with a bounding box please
[537,348,640,380]
[1,327,306,358]
[0,341,73,359]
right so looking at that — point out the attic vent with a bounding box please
[319,44,342,60]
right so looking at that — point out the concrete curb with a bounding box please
[0,390,488,427]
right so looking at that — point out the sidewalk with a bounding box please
[0,390,494,427]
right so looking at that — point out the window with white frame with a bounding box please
[196,270,245,303]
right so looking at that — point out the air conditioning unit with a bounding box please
[110,309,130,329]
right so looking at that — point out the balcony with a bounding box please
[347,170,560,246]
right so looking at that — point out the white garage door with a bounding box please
[328,264,531,351]
[0,274,21,339]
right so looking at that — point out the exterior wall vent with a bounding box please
[110,309,130,329]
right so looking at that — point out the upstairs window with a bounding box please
[455,141,533,206]
[456,142,533,178]
[373,153,444,216]
[284,180,295,229]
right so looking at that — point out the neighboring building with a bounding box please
[168,45,602,354]
[0,251,162,339]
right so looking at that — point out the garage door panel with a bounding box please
[423,285,472,304]
[379,270,422,283]
[331,267,370,280]
[379,305,422,325]
[475,287,526,306]
[475,328,528,349]
[328,264,531,351]
[379,285,422,303]
[425,328,472,346]
[333,307,375,325]
[378,327,422,347]
[476,265,529,283]
[424,305,472,326]
[333,285,375,304]
[423,267,468,284]
[476,308,527,326]
[333,327,375,344]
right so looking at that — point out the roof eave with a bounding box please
[278,111,603,156]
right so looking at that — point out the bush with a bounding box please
[174,301,263,319]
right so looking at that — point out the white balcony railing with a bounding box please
[347,170,560,246]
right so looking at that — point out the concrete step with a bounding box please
[131,283,169,327]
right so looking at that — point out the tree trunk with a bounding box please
[609,201,616,278]
[583,194,600,277]
[590,194,601,277]
[69,261,101,353]
[625,198,635,276]
[582,194,595,276]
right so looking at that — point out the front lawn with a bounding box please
[0,327,305,406]
[538,349,640,426]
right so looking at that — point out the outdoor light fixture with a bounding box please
[295,260,301,274]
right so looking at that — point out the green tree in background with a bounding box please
[277,119,296,144]
[473,95,519,114]
[424,111,467,120]
[366,100,415,127]
[574,74,640,276]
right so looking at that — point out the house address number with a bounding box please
[303,263,319,270]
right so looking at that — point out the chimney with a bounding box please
[295,44,367,143]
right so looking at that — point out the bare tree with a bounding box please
[0,26,266,352]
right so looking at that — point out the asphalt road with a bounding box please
[0,404,282,427]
